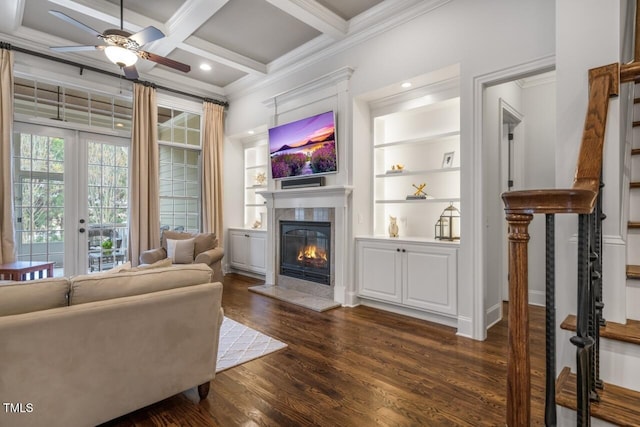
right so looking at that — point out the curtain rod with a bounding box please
[1,42,229,108]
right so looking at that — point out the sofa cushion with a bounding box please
[0,278,70,316]
[162,231,217,255]
[125,258,172,272]
[167,238,195,264]
[69,264,213,305]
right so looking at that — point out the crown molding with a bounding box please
[262,66,353,109]
[265,0,347,39]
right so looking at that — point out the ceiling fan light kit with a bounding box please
[47,0,190,80]
[104,46,138,67]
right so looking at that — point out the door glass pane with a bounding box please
[87,140,129,273]
[13,132,65,277]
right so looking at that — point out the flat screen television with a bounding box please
[268,110,337,180]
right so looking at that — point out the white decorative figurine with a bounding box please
[388,216,399,238]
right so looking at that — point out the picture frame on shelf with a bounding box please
[442,151,455,168]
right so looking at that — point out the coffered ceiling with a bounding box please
[0,0,446,99]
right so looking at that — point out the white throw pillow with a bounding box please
[166,238,195,264]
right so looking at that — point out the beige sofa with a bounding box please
[140,231,225,282]
[0,264,223,427]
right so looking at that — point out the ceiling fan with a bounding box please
[48,0,190,80]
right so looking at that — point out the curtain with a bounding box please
[0,46,15,264]
[129,83,160,266]
[202,101,224,240]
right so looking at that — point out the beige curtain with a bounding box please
[0,46,15,264]
[202,101,224,240]
[129,83,160,266]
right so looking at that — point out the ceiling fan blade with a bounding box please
[50,45,101,52]
[49,11,102,38]
[141,51,191,73]
[129,26,165,46]
[122,65,139,80]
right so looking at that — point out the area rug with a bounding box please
[216,317,287,373]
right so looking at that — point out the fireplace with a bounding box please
[280,220,331,285]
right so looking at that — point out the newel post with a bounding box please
[506,212,533,427]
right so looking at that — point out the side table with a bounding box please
[0,261,55,281]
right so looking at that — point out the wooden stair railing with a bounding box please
[501,63,619,426]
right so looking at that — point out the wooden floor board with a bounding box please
[101,273,547,426]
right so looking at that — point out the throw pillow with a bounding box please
[193,233,217,255]
[104,261,132,274]
[166,238,195,264]
[118,258,172,273]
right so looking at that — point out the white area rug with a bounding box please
[216,317,287,373]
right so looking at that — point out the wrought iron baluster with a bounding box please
[571,213,595,426]
[545,214,557,427]
[593,180,606,391]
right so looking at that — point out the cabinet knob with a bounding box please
[402,249,406,253]
[397,248,400,252]
[245,234,250,237]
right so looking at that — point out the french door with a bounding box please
[13,123,129,276]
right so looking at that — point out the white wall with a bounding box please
[521,78,557,308]
[225,0,556,339]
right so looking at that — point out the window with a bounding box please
[158,106,202,233]
[13,133,65,263]
[14,77,132,132]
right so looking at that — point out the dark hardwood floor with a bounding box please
[103,273,546,426]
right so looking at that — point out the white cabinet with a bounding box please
[228,228,266,275]
[356,237,457,317]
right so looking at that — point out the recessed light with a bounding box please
[401,82,412,89]
[200,63,212,71]
[248,130,255,135]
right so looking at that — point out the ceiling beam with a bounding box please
[46,0,265,76]
[264,0,347,39]
[147,0,230,57]
[180,36,267,75]
[0,0,26,33]
[47,0,156,33]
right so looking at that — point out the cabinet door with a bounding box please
[402,245,457,315]
[229,231,248,268]
[357,241,402,304]
[247,232,266,273]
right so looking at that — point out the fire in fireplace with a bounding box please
[280,220,331,285]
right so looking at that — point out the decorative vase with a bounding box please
[388,216,399,238]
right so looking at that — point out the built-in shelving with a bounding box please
[243,139,268,229]
[372,96,460,239]
[373,130,460,149]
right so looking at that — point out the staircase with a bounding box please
[501,61,640,426]
[551,75,640,425]
[628,114,640,316]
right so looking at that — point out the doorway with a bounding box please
[499,99,524,305]
[482,70,557,329]
[12,123,129,276]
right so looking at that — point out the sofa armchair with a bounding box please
[0,264,223,427]
[140,231,224,282]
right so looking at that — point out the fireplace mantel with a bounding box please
[259,184,354,306]
[257,185,353,209]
